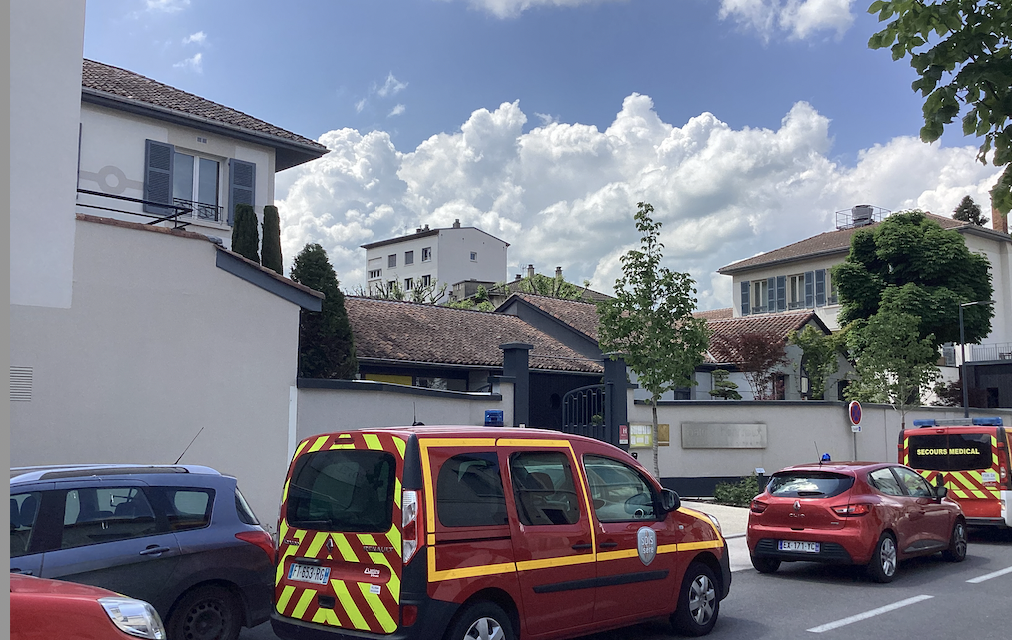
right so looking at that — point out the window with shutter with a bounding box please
[740,282,750,316]
[144,140,174,215]
[228,159,256,225]
[815,269,826,306]
[776,276,786,312]
[804,271,815,308]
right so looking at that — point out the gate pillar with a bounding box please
[500,342,533,427]
[603,355,628,450]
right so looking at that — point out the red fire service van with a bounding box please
[900,417,1011,528]
[271,426,731,640]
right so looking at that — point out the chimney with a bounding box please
[555,266,563,279]
[452,219,461,229]
[994,204,1008,234]
[514,274,521,281]
[527,264,535,279]
[416,226,422,233]
[424,224,430,231]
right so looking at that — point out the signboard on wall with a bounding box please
[629,423,669,448]
[680,423,767,449]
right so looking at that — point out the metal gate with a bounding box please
[562,384,610,442]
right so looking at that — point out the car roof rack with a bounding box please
[912,417,1003,428]
[10,464,220,483]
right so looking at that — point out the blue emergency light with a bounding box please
[913,419,936,427]
[972,417,1003,426]
[484,410,504,427]
[912,417,1003,428]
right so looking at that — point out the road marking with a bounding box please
[966,566,1012,584]
[806,595,934,633]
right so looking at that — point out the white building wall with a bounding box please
[10,0,86,308]
[963,232,1012,347]
[730,255,844,329]
[10,219,301,528]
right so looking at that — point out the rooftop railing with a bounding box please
[76,189,193,229]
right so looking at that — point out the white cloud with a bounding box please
[182,31,206,45]
[388,104,406,117]
[376,72,408,98]
[146,0,190,12]
[277,95,1001,309]
[461,0,624,19]
[719,0,855,41]
[534,112,558,126]
[173,52,203,73]
[355,99,367,113]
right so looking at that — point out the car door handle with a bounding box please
[571,543,592,550]
[598,541,618,549]
[10,568,33,575]
[139,546,171,556]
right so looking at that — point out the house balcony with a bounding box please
[174,198,224,224]
[967,342,1012,362]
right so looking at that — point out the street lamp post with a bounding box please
[959,300,995,419]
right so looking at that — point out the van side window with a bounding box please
[436,453,508,527]
[583,456,657,522]
[509,451,581,526]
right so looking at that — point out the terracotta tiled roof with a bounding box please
[344,297,602,373]
[507,294,603,342]
[705,312,825,364]
[81,59,328,153]
[694,307,734,320]
[718,213,966,274]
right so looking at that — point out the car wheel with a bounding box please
[750,554,781,574]
[670,562,720,636]
[167,585,242,640]
[941,519,968,562]
[443,601,514,640]
[866,532,898,583]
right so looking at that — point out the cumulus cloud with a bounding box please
[461,0,623,19]
[173,53,203,73]
[719,0,855,41]
[146,0,190,12]
[277,95,1001,310]
[376,72,408,98]
[388,104,406,117]
[182,31,206,45]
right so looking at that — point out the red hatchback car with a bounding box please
[747,462,967,582]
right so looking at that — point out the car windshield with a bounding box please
[768,471,854,498]
[286,449,395,533]
[907,433,993,471]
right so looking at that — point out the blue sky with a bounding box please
[83,0,1001,309]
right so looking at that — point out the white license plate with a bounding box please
[287,563,332,585]
[778,540,820,553]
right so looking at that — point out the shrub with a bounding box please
[712,473,760,507]
[231,204,260,264]
[261,205,283,274]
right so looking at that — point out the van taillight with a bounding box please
[402,490,419,564]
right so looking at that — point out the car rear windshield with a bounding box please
[286,449,396,533]
[768,471,854,498]
[908,433,993,471]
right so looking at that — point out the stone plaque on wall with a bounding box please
[680,422,767,449]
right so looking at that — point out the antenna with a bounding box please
[174,427,205,465]
[815,441,821,466]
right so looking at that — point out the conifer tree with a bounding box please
[289,243,357,379]
[261,205,283,274]
[231,204,260,264]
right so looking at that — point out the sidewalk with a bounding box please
[680,500,753,572]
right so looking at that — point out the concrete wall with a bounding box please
[10,218,302,530]
[10,0,86,308]
[78,102,276,250]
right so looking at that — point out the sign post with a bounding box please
[848,401,862,461]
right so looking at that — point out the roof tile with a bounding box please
[705,312,822,364]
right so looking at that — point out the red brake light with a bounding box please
[236,529,276,563]
[402,490,420,565]
[832,503,871,516]
[750,500,768,514]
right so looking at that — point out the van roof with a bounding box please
[304,425,614,447]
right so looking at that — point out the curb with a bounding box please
[723,533,746,540]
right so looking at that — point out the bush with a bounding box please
[261,205,283,274]
[712,473,760,507]
[231,204,260,264]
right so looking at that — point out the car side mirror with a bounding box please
[660,488,680,513]
[934,485,948,500]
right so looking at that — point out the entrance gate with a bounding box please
[559,357,628,449]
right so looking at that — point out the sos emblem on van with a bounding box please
[637,527,657,565]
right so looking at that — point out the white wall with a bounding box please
[10,218,302,529]
[10,0,86,308]
[963,231,1011,347]
[730,255,843,329]
[77,103,276,250]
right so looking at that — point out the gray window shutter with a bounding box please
[804,271,815,308]
[228,159,256,225]
[143,139,174,214]
[815,269,826,306]
[776,276,786,312]
[767,277,775,312]
[740,282,750,316]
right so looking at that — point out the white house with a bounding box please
[362,220,508,302]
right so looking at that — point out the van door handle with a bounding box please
[598,541,618,549]
[571,543,592,550]
[139,546,171,556]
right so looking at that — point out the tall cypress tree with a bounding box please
[231,204,260,264]
[261,205,283,274]
[289,243,358,379]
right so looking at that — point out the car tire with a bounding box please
[750,554,781,574]
[941,519,968,562]
[670,561,720,637]
[443,601,515,640]
[167,585,242,640]
[866,532,898,583]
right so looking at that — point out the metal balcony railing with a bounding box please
[173,198,224,223]
[76,189,193,229]
[968,342,1012,362]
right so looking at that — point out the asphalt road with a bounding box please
[243,527,1011,640]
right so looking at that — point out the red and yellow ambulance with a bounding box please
[900,417,1011,528]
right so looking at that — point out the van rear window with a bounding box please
[287,450,395,533]
[908,433,992,471]
[768,472,853,498]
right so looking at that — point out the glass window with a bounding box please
[788,274,804,310]
[893,467,933,497]
[908,433,992,471]
[404,278,413,291]
[286,449,396,532]
[422,247,432,262]
[470,251,477,261]
[61,487,160,550]
[421,274,431,287]
[751,280,768,313]
[11,492,42,558]
[436,453,508,527]
[149,488,214,532]
[509,451,581,526]
[388,254,396,268]
[404,251,414,265]
[583,456,656,522]
[172,152,194,201]
[197,157,219,206]
[235,488,260,525]
[767,472,854,498]
[868,468,904,496]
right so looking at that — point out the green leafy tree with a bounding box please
[597,203,710,478]
[514,272,589,300]
[289,243,357,379]
[231,204,260,264]
[844,308,940,429]
[447,285,495,311]
[727,330,789,400]
[952,195,989,226]
[833,210,993,348]
[261,205,283,274]
[867,0,1012,212]
[709,369,742,400]
[789,325,844,400]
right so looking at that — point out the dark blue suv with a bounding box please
[10,465,274,640]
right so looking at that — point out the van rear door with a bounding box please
[275,433,406,634]
[906,430,1001,520]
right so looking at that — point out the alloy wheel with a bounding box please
[464,616,505,640]
[880,536,897,577]
[688,573,716,625]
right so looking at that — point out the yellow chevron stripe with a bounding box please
[328,443,357,449]
[393,437,406,458]
[332,580,370,630]
[305,531,329,558]
[295,439,310,457]
[308,435,329,453]
[333,533,360,563]
[394,478,402,509]
[364,433,383,450]
[311,607,339,626]
[276,585,295,613]
[359,582,397,633]
[291,587,317,619]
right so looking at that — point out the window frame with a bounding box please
[508,451,583,527]
[388,254,397,269]
[434,452,508,528]
[421,247,432,262]
[404,250,414,265]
